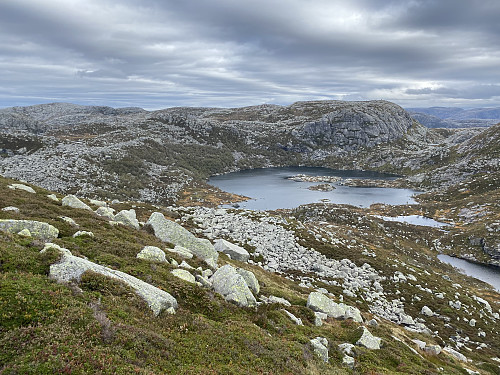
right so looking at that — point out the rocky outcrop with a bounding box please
[0,219,59,241]
[146,212,218,267]
[307,292,363,323]
[46,246,177,316]
[114,209,140,230]
[293,101,413,151]
[8,183,36,193]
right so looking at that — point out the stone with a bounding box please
[236,268,259,295]
[314,312,327,326]
[47,194,59,202]
[342,355,355,369]
[46,249,177,316]
[137,246,167,263]
[8,183,35,194]
[469,319,476,327]
[310,337,329,362]
[356,327,381,350]
[89,199,107,207]
[114,209,140,230]
[421,305,434,317]
[425,344,442,356]
[443,346,468,362]
[180,260,194,270]
[168,245,194,259]
[338,343,355,356]
[306,291,362,322]
[195,274,212,288]
[412,339,426,350]
[146,212,218,267]
[62,195,92,211]
[41,243,72,256]
[210,264,256,307]
[367,318,379,327]
[202,269,213,278]
[0,219,59,241]
[214,239,250,262]
[267,295,292,307]
[95,207,115,220]
[171,269,196,284]
[73,230,94,238]
[282,309,303,325]
[60,216,78,227]
[17,228,31,237]
[2,206,19,212]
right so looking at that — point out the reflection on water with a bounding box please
[438,254,500,292]
[209,166,419,210]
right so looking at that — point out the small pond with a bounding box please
[438,255,500,292]
[376,215,450,228]
[209,166,419,210]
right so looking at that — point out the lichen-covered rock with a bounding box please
[8,183,36,194]
[356,327,381,350]
[443,346,468,362]
[165,245,193,259]
[146,212,218,267]
[214,239,250,262]
[46,248,177,316]
[47,194,59,202]
[17,228,31,237]
[421,305,434,317]
[89,199,107,207]
[425,344,442,356]
[60,216,78,227]
[137,246,167,263]
[283,309,303,325]
[0,219,59,241]
[310,337,329,362]
[171,269,196,284]
[73,230,94,238]
[95,206,115,220]
[306,291,363,322]
[62,195,92,211]
[236,268,259,295]
[210,264,256,307]
[342,355,355,369]
[114,209,140,230]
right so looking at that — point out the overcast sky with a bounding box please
[1,0,500,109]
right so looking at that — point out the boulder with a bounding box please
[180,260,194,270]
[61,195,92,211]
[338,343,355,356]
[421,305,434,317]
[195,274,212,288]
[282,309,303,325]
[314,312,327,326]
[114,209,140,230]
[73,230,94,238]
[47,194,59,202]
[306,291,362,322]
[310,337,329,362]
[95,207,115,220]
[8,183,35,194]
[146,212,218,267]
[469,319,476,327]
[0,219,59,241]
[425,344,442,356]
[1,206,19,212]
[443,346,467,362]
[47,248,177,316]
[342,355,355,369]
[89,199,107,207]
[137,246,167,263]
[60,216,78,227]
[171,269,196,284]
[236,268,260,294]
[210,264,256,307]
[168,245,194,259]
[356,327,381,350]
[214,239,250,262]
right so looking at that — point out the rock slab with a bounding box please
[214,239,250,262]
[0,219,59,241]
[210,264,256,307]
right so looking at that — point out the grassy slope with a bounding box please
[0,176,496,375]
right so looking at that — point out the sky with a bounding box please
[1,0,500,110]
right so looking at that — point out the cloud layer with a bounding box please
[1,0,500,109]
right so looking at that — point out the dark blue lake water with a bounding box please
[209,166,419,210]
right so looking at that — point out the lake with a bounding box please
[209,166,419,210]
[438,255,500,292]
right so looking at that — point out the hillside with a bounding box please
[1,176,499,374]
[407,107,500,128]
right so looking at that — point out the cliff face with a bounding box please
[293,101,413,150]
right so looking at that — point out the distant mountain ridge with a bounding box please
[407,106,500,128]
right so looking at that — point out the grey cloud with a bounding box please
[1,0,499,109]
